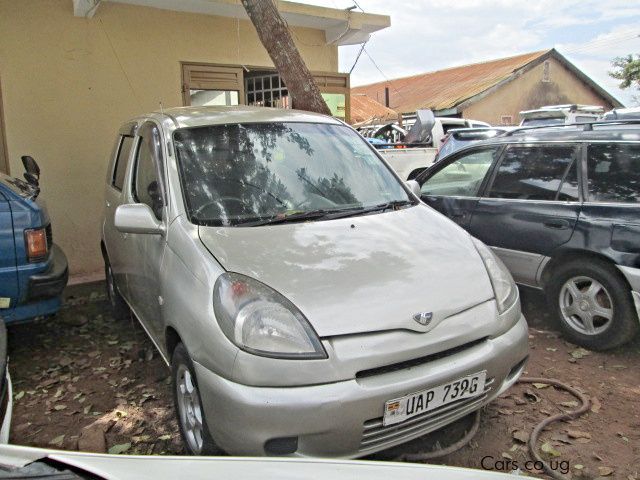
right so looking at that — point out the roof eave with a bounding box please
[73,0,390,46]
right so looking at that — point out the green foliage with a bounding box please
[609,54,640,90]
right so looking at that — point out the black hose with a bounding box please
[395,376,590,480]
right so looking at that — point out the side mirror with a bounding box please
[115,204,164,235]
[405,179,421,197]
[21,155,40,187]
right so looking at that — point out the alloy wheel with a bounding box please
[559,276,614,336]
[176,364,204,454]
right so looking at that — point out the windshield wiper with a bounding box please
[238,209,331,227]
[237,201,413,227]
[357,199,414,214]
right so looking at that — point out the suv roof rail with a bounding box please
[504,119,640,137]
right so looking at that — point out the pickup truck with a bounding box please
[359,111,491,180]
[0,157,68,323]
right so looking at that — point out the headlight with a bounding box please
[213,272,327,359]
[471,238,518,314]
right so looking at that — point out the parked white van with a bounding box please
[101,106,528,457]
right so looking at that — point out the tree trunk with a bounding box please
[241,0,332,116]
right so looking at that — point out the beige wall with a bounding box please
[463,57,616,125]
[0,0,338,276]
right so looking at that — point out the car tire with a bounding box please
[171,343,220,455]
[104,260,129,320]
[547,258,639,350]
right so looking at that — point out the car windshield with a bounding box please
[174,122,410,226]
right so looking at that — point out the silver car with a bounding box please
[100,106,528,458]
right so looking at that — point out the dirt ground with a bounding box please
[7,283,640,479]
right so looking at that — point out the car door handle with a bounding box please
[543,219,570,229]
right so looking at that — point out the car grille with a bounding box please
[356,337,488,379]
[359,378,494,453]
[45,224,52,249]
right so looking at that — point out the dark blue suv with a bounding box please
[0,157,68,323]
[417,122,640,350]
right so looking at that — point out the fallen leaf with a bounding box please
[591,396,601,413]
[533,383,550,389]
[546,347,557,352]
[49,434,65,447]
[560,401,579,408]
[570,348,591,359]
[158,434,171,441]
[574,464,584,470]
[598,466,614,476]
[501,452,513,460]
[512,430,529,443]
[541,442,561,457]
[54,404,67,411]
[567,430,591,439]
[14,391,25,401]
[108,443,131,455]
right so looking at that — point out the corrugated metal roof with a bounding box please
[352,50,552,114]
[350,94,399,125]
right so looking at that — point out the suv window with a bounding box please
[133,123,164,219]
[112,136,134,191]
[420,147,498,197]
[487,145,577,201]
[587,143,640,203]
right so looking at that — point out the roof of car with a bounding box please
[483,123,640,145]
[142,106,343,129]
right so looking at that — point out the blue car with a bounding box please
[0,156,68,324]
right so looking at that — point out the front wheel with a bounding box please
[547,259,639,350]
[171,343,219,455]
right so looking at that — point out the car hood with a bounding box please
[0,445,514,480]
[199,205,494,337]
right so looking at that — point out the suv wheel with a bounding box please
[104,261,129,320]
[171,343,219,455]
[547,259,639,350]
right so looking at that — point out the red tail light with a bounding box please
[24,228,48,261]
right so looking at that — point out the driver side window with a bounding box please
[133,122,164,220]
[420,148,498,197]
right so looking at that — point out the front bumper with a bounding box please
[195,314,528,458]
[27,244,68,302]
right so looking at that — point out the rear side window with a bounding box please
[112,136,134,191]
[487,145,577,201]
[587,143,640,203]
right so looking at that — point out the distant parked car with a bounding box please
[101,106,528,457]
[519,104,603,126]
[357,113,492,180]
[0,157,68,324]
[602,107,640,121]
[435,127,514,163]
[416,121,640,350]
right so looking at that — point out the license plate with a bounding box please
[383,372,486,426]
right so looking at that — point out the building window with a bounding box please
[501,115,513,125]
[181,63,244,107]
[245,72,290,108]
[542,60,550,83]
